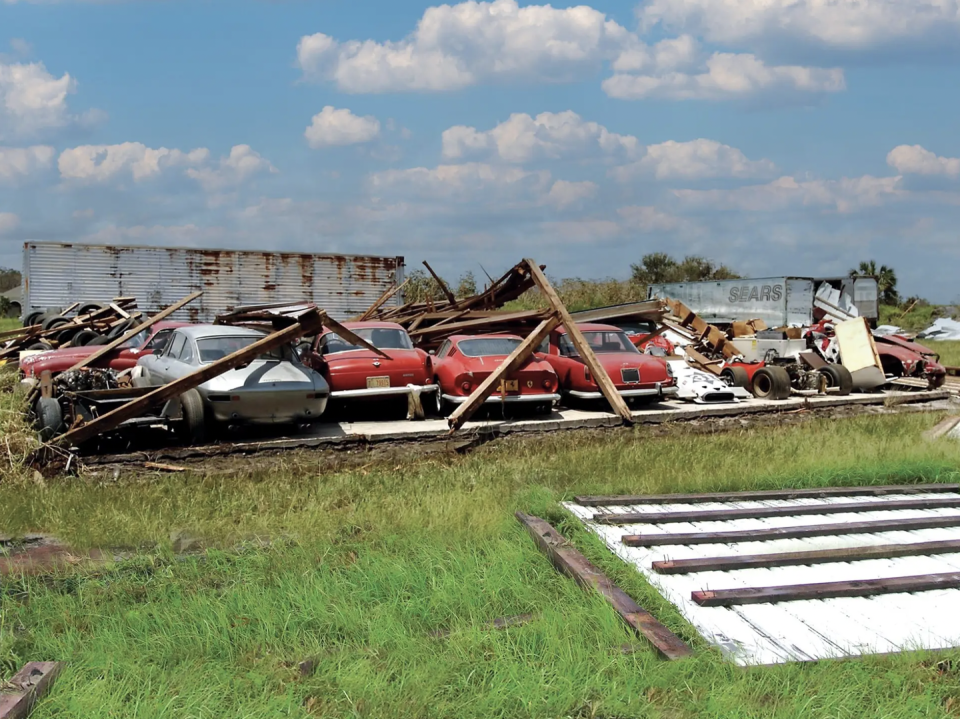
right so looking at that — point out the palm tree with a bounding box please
[849,260,899,305]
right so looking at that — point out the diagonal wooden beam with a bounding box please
[322,314,391,360]
[0,662,64,719]
[423,261,457,306]
[357,278,410,321]
[523,259,632,423]
[447,315,560,431]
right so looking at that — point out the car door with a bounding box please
[151,331,187,383]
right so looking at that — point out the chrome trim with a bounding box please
[568,383,678,399]
[442,393,561,405]
[330,384,439,399]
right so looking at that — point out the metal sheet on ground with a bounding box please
[565,490,960,665]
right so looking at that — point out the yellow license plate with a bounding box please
[367,376,390,389]
[497,380,519,392]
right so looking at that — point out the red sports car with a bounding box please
[539,323,678,405]
[301,321,439,409]
[432,334,560,415]
[19,321,188,379]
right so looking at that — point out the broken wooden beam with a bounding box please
[575,483,960,507]
[423,260,457,306]
[322,314,392,360]
[55,309,327,447]
[0,662,63,719]
[653,539,960,575]
[596,496,960,525]
[447,314,561,431]
[515,512,692,660]
[692,571,960,607]
[68,291,203,373]
[523,259,633,423]
[622,514,960,546]
[357,278,410,321]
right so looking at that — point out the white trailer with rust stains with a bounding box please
[21,241,405,322]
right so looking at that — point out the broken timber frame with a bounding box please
[0,662,63,719]
[516,512,692,660]
[54,308,327,447]
[423,260,457,306]
[357,278,410,321]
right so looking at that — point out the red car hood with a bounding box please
[595,353,669,380]
[458,355,552,373]
[876,334,938,357]
[324,348,423,368]
[20,345,103,373]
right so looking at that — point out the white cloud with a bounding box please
[0,211,18,234]
[297,0,630,92]
[613,139,776,181]
[887,145,960,177]
[638,0,960,50]
[603,53,844,101]
[305,106,381,148]
[617,205,686,232]
[545,179,597,208]
[673,174,904,213]
[185,145,277,191]
[369,162,551,199]
[0,61,79,138]
[80,223,228,247]
[442,111,641,163]
[58,142,209,183]
[0,145,54,181]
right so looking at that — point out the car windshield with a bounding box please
[196,336,284,363]
[563,331,639,356]
[325,327,413,353]
[457,338,522,357]
[121,329,150,349]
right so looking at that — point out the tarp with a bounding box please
[919,318,960,341]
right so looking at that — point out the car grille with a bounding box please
[621,368,640,383]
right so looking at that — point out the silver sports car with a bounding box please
[136,325,329,436]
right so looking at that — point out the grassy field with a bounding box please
[0,318,20,333]
[4,402,960,717]
[930,341,960,368]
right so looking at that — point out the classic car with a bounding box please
[432,334,560,414]
[136,325,329,442]
[300,321,438,411]
[873,333,947,388]
[538,323,678,404]
[19,321,188,378]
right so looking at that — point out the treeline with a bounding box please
[0,267,20,294]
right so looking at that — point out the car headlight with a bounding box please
[665,362,674,379]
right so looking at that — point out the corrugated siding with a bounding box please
[23,242,404,322]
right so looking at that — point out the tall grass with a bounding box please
[506,277,647,313]
[929,340,960,367]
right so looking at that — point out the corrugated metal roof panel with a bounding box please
[22,242,404,322]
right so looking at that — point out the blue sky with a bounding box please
[1,0,959,301]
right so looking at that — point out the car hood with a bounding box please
[201,360,323,391]
[458,355,552,372]
[323,348,423,367]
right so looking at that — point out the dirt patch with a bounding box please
[0,535,106,575]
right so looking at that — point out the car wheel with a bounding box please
[35,397,64,440]
[818,364,853,396]
[721,366,750,389]
[930,373,947,390]
[175,388,207,445]
[431,382,447,417]
[751,366,791,400]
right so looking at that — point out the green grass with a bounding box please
[0,318,20,333]
[3,411,960,717]
[929,341,960,368]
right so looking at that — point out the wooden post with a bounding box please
[423,261,457,306]
[357,278,410,321]
[55,309,326,447]
[447,315,560,431]
[0,662,63,719]
[67,291,203,373]
[523,259,633,423]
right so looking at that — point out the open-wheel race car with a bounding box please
[430,334,560,416]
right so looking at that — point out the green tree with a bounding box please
[403,269,450,304]
[0,267,20,294]
[849,260,899,305]
[455,271,477,299]
[630,253,740,287]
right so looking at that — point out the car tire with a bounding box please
[26,341,54,352]
[73,330,102,347]
[721,366,750,389]
[89,335,112,346]
[41,315,70,331]
[751,366,791,400]
[930,373,947,390]
[77,302,108,317]
[819,364,853,396]
[23,311,44,327]
[55,325,83,345]
[175,388,207,445]
[35,397,64,440]
[108,318,138,339]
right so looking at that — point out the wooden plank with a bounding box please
[622,514,960,546]
[0,662,64,719]
[55,309,326,447]
[597,496,960,525]
[67,291,202,373]
[408,310,545,337]
[423,261,457,306]
[447,315,560,431]
[683,347,723,375]
[575,483,960,507]
[109,302,131,319]
[357,278,410,321]
[653,539,960,575]
[692,571,960,607]
[515,512,692,660]
[524,259,633,423]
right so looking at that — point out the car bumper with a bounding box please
[330,384,439,399]
[567,384,679,400]
[442,392,561,405]
[206,395,329,424]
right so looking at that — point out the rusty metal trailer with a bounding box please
[21,241,404,323]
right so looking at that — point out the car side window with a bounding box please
[436,340,451,359]
[178,338,195,364]
[145,329,173,353]
[319,333,353,355]
[536,338,549,354]
[166,332,186,360]
[559,335,577,357]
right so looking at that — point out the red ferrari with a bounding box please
[19,321,188,379]
[431,334,560,415]
[301,321,439,409]
[539,323,678,405]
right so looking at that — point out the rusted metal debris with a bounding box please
[0,662,63,719]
